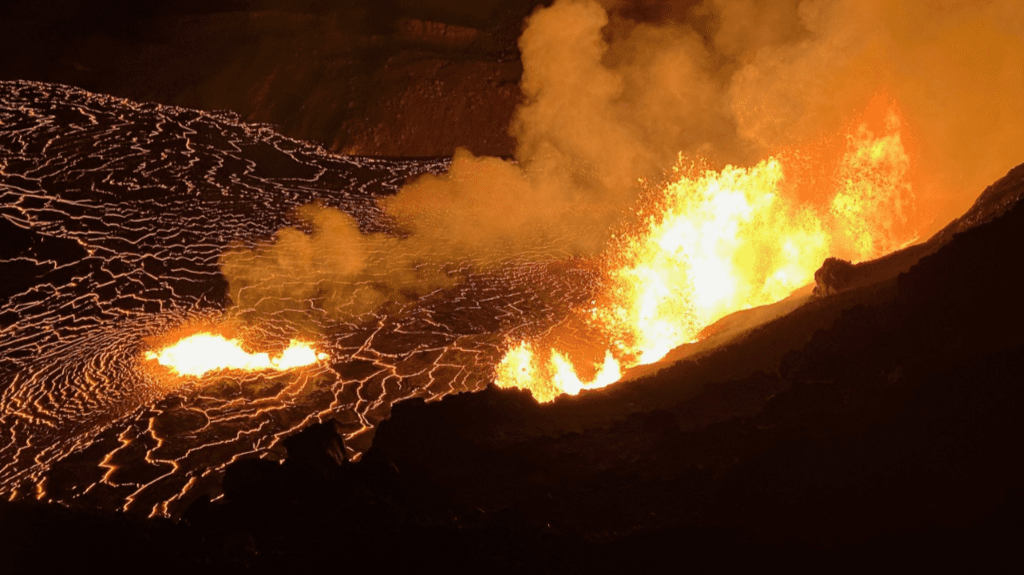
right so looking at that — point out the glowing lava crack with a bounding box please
[144,334,329,377]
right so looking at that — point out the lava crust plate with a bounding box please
[0,81,596,517]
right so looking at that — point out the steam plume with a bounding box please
[222,0,1024,319]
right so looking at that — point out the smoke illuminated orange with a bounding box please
[497,105,917,402]
[144,333,328,377]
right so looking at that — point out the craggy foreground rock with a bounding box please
[812,257,856,296]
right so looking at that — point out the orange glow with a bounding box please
[496,342,622,403]
[144,333,328,377]
[497,103,917,402]
[831,108,916,259]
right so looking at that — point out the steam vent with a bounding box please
[2,1,1023,571]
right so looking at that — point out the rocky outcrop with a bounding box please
[812,257,856,296]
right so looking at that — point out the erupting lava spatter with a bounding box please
[497,107,916,402]
[145,334,329,377]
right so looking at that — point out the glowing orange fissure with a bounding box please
[497,106,917,402]
[144,333,329,378]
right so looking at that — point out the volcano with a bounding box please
[2,0,1024,572]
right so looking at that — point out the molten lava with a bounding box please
[497,344,622,403]
[497,106,917,402]
[144,333,328,377]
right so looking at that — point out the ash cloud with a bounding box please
[222,0,1024,318]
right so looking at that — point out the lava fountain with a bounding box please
[497,105,916,402]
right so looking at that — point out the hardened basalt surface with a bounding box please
[0,81,597,517]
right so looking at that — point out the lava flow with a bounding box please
[145,334,328,378]
[497,107,916,402]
